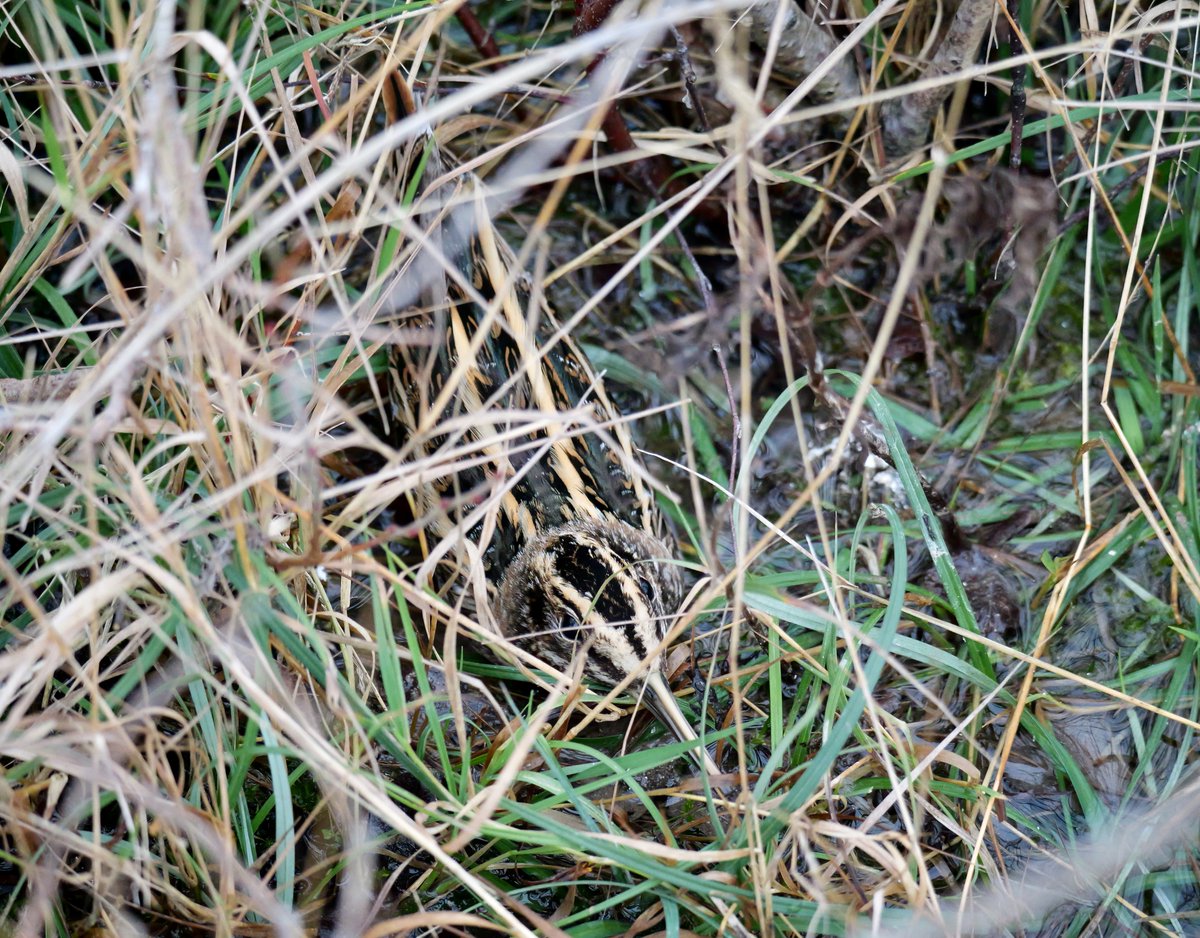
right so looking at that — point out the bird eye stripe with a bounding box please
[623,622,649,663]
[552,537,609,594]
[524,588,548,635]
[591,652,627,684]
[602,536,649,573]
[550,537,628,618]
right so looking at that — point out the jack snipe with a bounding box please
[382,73,717,777]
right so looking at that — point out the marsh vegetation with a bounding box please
[1,1,1198,935]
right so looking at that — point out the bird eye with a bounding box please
[557,609,582,642]
[636,572,658,600]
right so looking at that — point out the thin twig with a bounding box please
[675,226,719,320]
[712,342,743,523]
[668,24,725,158]
[1005,0,1026,171]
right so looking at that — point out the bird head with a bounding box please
[495,518,683,685]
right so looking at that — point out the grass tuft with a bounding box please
[2,1,1199,935]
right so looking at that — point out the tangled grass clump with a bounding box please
[2,1,1199,935]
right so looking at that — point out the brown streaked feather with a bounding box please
[379,71,717,777]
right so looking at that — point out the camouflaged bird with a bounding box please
[381,72,716,775]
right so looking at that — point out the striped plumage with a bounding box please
[383,73,715,775]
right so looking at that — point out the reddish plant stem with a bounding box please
[455,2,503,61]
[572,0,690,204]
[455,2,531,123]
[599,105,672,195]
[572,0,622,37]
[302,50,332,120]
